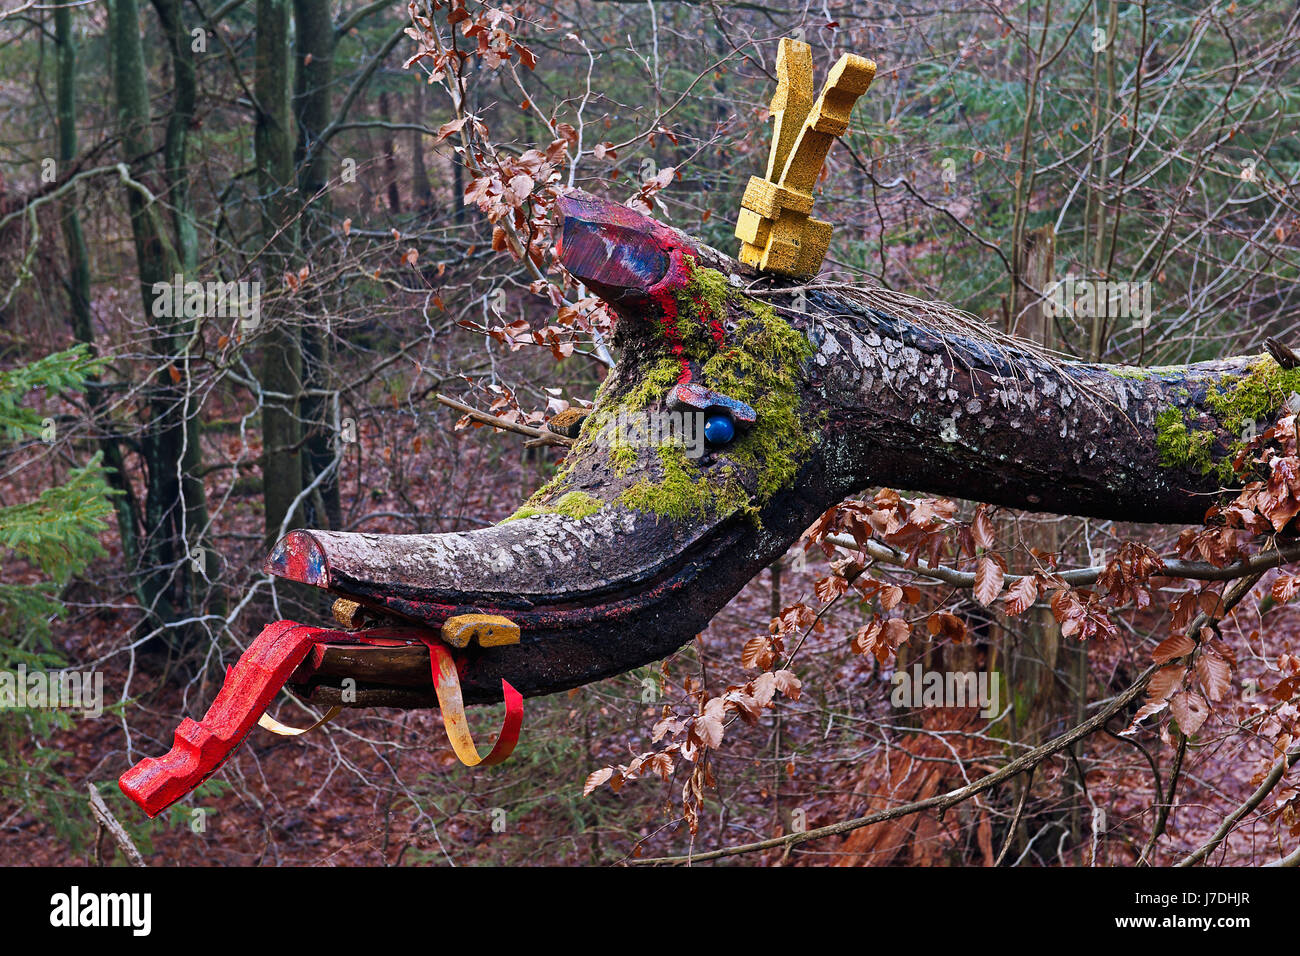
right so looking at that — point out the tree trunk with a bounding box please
[256,0,304,544]
[56,0,144,586]
[108,0,200,629]
[267,193,1291,707]
[151,0,213,601]
[410,79,433,209]
[293,0,341,530]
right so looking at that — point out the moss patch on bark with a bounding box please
[505,257,817,524]
[1155,356,1300,481]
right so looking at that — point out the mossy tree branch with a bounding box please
[269,193,1293,707]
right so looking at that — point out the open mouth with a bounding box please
[118,192,803,818]
[262,510,746,709]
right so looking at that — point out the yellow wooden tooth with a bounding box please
[778,54,876,193]
[793,217,834,277]
[441,612,521,648]
[763,38,814,184]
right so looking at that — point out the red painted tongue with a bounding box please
[119,620,524,818]
[119,621,325,817]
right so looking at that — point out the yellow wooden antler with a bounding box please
[736,39,876,278]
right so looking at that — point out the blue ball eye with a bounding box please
[704,413,736,446]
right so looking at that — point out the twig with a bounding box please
[827,533,1300,587]
[87,784,147,867]
[434,393,573,447]
[1175,745,1300,867]
[1138,730,1186,865]
[994,766,1034,866]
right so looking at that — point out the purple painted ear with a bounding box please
[555,191,694,301]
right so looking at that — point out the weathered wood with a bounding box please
[264,191,1286,709]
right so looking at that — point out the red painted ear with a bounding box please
[555,192,695,300]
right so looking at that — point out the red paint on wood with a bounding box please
[119,621,522,818]
[119,621,326,817]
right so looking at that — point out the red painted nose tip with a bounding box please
[555,192,690,296]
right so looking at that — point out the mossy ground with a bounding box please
[504,258,816,524]
[1155,356,1300,481]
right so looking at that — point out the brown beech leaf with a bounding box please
[1003,575,1039,616]
[1152,632,1196,665]
[1196,650,1232,701]
[741,636,774,670]
[1148,664,1185,701]
[926,611,967,643]
[972,504,997,550]
[1121,699,1169,735]
[694,713,723,749]
[583,767,614,796]
[436,116,468,142]
[879,584,904,611]
[771,669,802,700]
[1168,690,1210,736]
[974,556,1005,607]
[1272,573,1300,603]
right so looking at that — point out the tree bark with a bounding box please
[108,0,205,629]
[267,192,1285,708]
[151,0,213,601]
[256,0,304,544]
[293,0,341,529]
[56,0,144,586]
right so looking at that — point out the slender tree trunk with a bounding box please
[151,0,213,601]
[150,0,198,274]
[1006,225,1073,744]
[380,90,402,213]
[293,0,341,529]
[108,0,196,630]
[56,0,144,588]
[256,0,304,543]
[410,79,433,209]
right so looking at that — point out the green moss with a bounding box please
[1203,357,1300,438]
[610,441,636,478]
[1111,366,1154,380]
[503,504,543,522]
[502,490,602,522]
[611,262,816,521]
[553,490,603,519]
[619,445,754,520]
[1154,356,1300,482]
[1155,407,1218,477]
[503,258,817,525]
